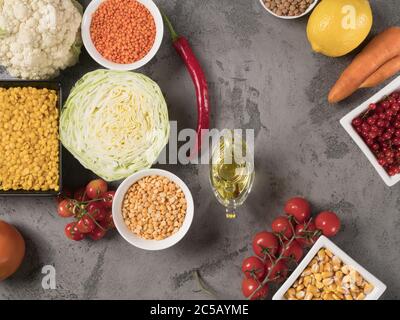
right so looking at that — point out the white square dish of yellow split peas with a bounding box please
[273,236,387,300]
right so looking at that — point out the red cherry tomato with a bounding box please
[74,187,88,202]
[76,216,96,234]
[65,222,85,241]
[252,231,279,259]
[295,220,320,247]
[264,259,288,283]
[315,211,341,237]
[88,225,107,241]
[241,278,269,300]
[56,187,72,204]
[103,210,115,230]
[280,240,303,263]
[86,179,108,200]
[271,216,293,239]
[100,191,115,209]
[87,202,106,221]
[57,199,76,218]
[242,256,266,281]
[284,197,311,223]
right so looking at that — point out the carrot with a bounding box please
[328,27,400,103]
[359,55,400,88]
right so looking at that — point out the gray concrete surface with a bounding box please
[0,0,399,300]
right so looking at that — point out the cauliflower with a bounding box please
[0,0,82,80]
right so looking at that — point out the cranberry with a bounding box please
[371,143,380,151]
[378,158,387,166]
[392,103,400,112]
[368,132,377,139]
[388,167,397,176]
[369,103,377,111]
[352,117,362,127]
[378,112,387,120]
[361,123,370,132]
[367,117,376,125]
[386,157,394,165]
[386,110,395,118]
[393,137,400,146]
[382,101,390,109]
[383,133,392,140]
[394,121,400,128]
[387,127,396,135]
[365,138,374,146]
[385,150,394,158]
[395,130,400,137]
[377,119,386,127]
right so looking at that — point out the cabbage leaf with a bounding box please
[60,70,170,181]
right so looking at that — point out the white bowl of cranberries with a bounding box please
[341,76,400,187]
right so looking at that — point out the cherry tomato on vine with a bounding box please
[74,187,88,202]
[57,199,76,218]
[284,197,311,223]
[241,278,269,300]
[88,225,107,241]
[103,210,115,229]
[100,191,115,209]
[242,256,266,281]
[76,216,96,234]
[56,187,72,204]
[280,240,303,263]
[295,220,320,247]
[271,216,293,239]
[264,259,288,283]
[87,202,106,221]
[86,179,108,200]
[65,222,85,241]
[252,231,279,259]
[315,211,341,237]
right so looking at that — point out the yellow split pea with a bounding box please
[122,175,187,240]
[0,87,59,191]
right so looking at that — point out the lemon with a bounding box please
[307,0,373,57]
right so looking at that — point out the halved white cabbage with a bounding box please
[60,70,170,181]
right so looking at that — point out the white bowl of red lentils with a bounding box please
[260,0,318,19]
[112,169,194,251]
[81,0,164,70]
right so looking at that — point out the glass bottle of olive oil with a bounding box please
[210,130,255,219]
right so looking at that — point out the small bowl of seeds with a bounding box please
[260,0,318,19]
[112,169,194,250]
[272,236,386,300]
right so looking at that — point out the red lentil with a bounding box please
[90,0,156,64]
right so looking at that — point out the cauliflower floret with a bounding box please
[0,0,82,79]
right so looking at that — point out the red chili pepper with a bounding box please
[163,13,210,156]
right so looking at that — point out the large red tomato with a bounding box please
[0,220,25,281]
